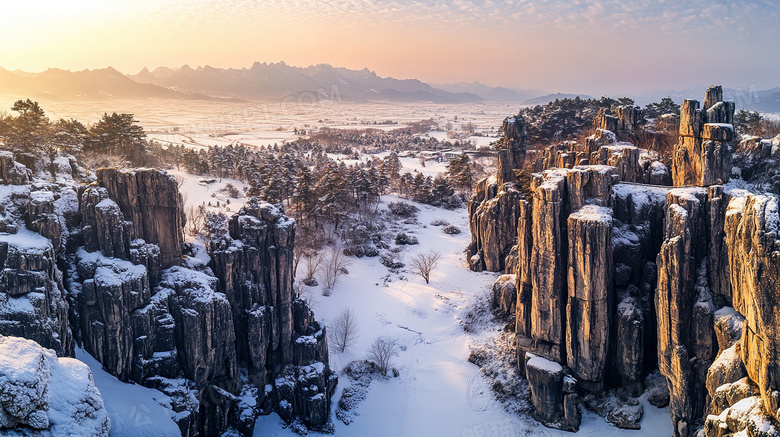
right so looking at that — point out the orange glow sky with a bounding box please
[1,0,778,94]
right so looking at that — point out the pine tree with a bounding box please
[448,154,473,194]
[7,99,50,153]
[292,166,317,225]
[315,162,350,229]
[431,174,454,202]
[88,112,147,163]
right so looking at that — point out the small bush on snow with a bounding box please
[387,202,419,218]
[394,232,418,245]
[442,225,461,235]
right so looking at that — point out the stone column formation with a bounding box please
[0,162,335,436]
[472,86,780,435]
[672,85,735,187]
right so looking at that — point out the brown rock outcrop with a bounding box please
[724,193,780,423]
[208,199,335,427]
[672,86,734,186]
[656,187,718,436]
[566,205,613,391]
[467,179,522,272]
[466,86,780,436]
[96,168,185,267]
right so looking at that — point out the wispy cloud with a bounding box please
[1,0,777,93]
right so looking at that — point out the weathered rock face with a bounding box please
[534,142,586,172]
[526,169,568,363]
[0,151,335,437]
[471,85,780,437]
[524,353,580,431]
[724,194,780,424]
[593,105,644,136]
[0,233,72,357]
[0,151,32,185]
[509,164,670,431]
[94,168,185,267]
[209,200,296,377]
[467,179,522,272]
[566,205,613,391]
[491,274,517,318]
[468,115,530,272]
[497,116,528,185]
[208,199,336,428]
[672,86,734,187]
[75,249,153,381]
[0,179,74,358]
[656,188,717,436]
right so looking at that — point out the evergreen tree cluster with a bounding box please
[0,99,153,170]
[515,96,634,145]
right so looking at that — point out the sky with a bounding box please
[1,0,778,95]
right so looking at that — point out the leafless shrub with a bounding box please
[80,150,129,171]
[175,175,186,189]
[329,307,360,353]
[294,281,317,308]
[409,250,442,284]
[366,337,399,377]
[302,251,325,286]
[461,121,476,135]
[320,246,352,295]
[186,204,206,236]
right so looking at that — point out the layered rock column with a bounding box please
[672,86,734,187]
[566,205,613,391]
[468,114,530,272]
[467,180,522,272]
[526,170,568,363]
[725,194,780,423]
[656,188,718,436]
[208,199,335,427]
[96,168,185,267]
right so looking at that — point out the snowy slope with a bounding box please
[76,349,180,437]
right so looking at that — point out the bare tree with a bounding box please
[366,337,399,377]
[294,281,317,307]
[409,250,442,284]
[186,204,206,236]
[461,121,476,136]
[80,150,129,171]
[175,175,187,189]
[320,245,351,295]
[328,307,360,353]
[302,251,325,285]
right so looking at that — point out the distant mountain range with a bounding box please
[430,82,545,103]
[0,67,221,101]
[0,62,546,104]
[2,63,779,112]
[129,62,486,103]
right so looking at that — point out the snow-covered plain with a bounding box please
[0,97,510,150]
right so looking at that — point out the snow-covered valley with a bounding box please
[77,165,673,436]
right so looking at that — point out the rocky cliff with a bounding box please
[0,162,335,436]
[473,86,780,435]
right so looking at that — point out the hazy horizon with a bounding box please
[2,0,778,96]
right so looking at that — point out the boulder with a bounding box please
[0,335,109,436]
[491,274,517,318]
